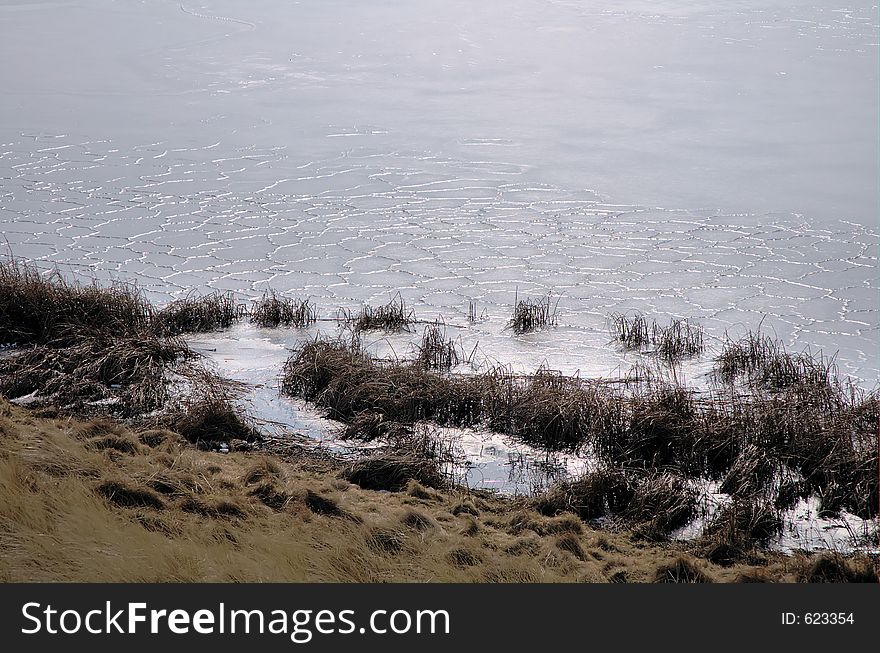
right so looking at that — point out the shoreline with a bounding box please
[0,258,877,581]
[1,398,875,583]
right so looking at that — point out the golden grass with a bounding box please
[0,399,876,583]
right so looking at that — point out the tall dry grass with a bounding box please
[6,398,828,583]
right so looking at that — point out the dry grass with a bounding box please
[415,323,460,371]
[250,291,316,328]
[163,386,261,447]
[351,294,415,332]
[608,313,704,362]
[281,335,879,520]
[653,557,713,583]
[152,291,242,336]
[534,468,696,540]
[341,453,444,492]
[0,258,152,346]
[0,332,192,416]
[702,498,783,547]
[3,398,858,583]
[608,312,651,351]
[507,293,557,334]
[795,553,877,583]
[0,258,211,418]
[652,319,704,362]
[715,330,836,390]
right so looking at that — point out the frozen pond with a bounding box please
[1,0,876,383]
[1,0,877,552]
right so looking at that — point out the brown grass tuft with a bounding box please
[798,553,878,583]
[401,509,434,531]
[303,490,344,517]
[249,483,291,511]
[351,294,415,332]
[250,291,316,328]
[152,291,242,336]
[96,480,166,510]
[653,557,713,583]
[446,546,483,567]
[555,533,588,561]
[242,459,283,486]
[507,293,557,334]
[341,453,443,492]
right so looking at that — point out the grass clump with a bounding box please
[242,459,283,486]
[153,291,242,336]
[715,330,835,390]
[534,467,631,521]
[653,557,713,583]
[250,291,316,328]
[280,338,486,427]
[303,490,344,517]
[703,498,782,547]
[507,293,557,334]
[608,312,703,362]
[609,312,651,351]
[366,527,408,555]
[0,259,152,346]
[535,469,696,538]
[341,453,444,492]
[164,378,260,447]
[96,480,166,511]
[652,319,704,362]
[351,294,415,332]
[596,382,701,472]
[797,553,877,583]
[719,444,778,498]
[555,533,588,561]
[0,333,191,416]
[401,509,434,531]
[249,483,292,511]
[446,546,482,567]
[490,369,615,452]
[415,323,460,371]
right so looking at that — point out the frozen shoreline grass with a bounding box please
[0,259,261,441]
[250,291,316,328]
[1,259,877,564]
[2,397,875,582]
[0,259,193,415]
[507,292,558,334]
[153,291,242,336]
[415,322,460,371]
[281,335,879,522]
[351,294,416,332]
[0,258,152,346]
[608,312,704,362]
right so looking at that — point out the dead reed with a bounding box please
[652,319,704,362]
[152,291,242,336]
[282,334,878,521]
[415,323,460,371]
[0,258,151,346]
[608,312,651,351]
[163,373,260,447]
[507,293,558,334]
[0,332,192,416]
[534,468,696,538]
[715,330,836,391]
[702,498,783,546]
[608,312,704,361]
[653,557,713,583]
[250,291,316,328]
[341,453,445,492]
[351,294,416,332]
